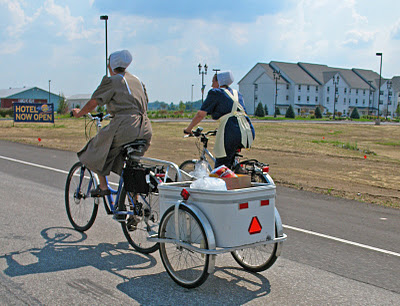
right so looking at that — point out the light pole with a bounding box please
[332,75,339,119]
[198,63,208,103]
[273,70,281,118]
[386,80,392,119]
[191,84,194,103]
[48,80,51,104]
[376,52,382,121]
[100,15,109,76]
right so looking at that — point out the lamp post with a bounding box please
[332,75,339,120]
[198,63,208,103]
[386,80,392,119]
[48,80,51,104]
[273,70,281,118]
[376,52,383,122]
[191,84,194,103]
[100,15,109,76]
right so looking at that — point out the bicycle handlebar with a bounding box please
[184,127,217,138]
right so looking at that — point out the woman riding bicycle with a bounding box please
[184,70,255,169]
[71,49,152,197]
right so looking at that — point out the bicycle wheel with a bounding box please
[179,160,197,174]
[231,224,279,272]
[65,162,98,232]
[120,186,160,254]
[159,205,210,288]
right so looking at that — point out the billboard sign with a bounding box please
[13,102,54,123]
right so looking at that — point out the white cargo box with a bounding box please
[158,182,276,248]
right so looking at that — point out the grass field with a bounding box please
[1,118,399,208]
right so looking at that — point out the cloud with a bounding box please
[342,29,377,48]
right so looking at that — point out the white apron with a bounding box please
[214,89,253,158]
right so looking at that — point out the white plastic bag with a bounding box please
[190,177,227,191]
[190,161,210,179]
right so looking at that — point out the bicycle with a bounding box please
[65,112,182,254]
[180,127,273,184]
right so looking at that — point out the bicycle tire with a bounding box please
[179,160,198,174]
[159,205,210,288]
[231,170,279,272]
[65,162,98,232]
[120,186,160,254]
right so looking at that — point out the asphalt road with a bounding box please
[0,140,399,305]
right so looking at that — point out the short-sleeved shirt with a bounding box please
[200,88,255,138]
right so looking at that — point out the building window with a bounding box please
[355,99,358,104]
[379,100,383,105]
[327,87,330,93]
[307,96,310,102]
[254,84,258,91]
[327,97,330,103]
[363,89,366,95]
[315,96,318,102]
[298,96,301,101]
[254,95,258,102]
[349,98,351,104]
[356,89,359,95]
[349,89,352,94]
[298,85,301,91]
[286,95,289,101]
[344,88,347,94]
[307,85,310,92]
[380,90,384,95]
[344,98,346,104]
[286,84,290,90]
[389,91,392,96]
[363,99,365,105]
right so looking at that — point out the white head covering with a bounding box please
[217,70,234,87]
[109,50,132,71]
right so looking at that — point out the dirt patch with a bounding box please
[1,119,399,208]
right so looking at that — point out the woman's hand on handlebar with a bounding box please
[71,108,81,118]
[183,128,193,136]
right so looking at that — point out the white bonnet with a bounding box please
[217,70,234,87]
[109,50,132,71]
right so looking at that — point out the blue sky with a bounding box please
[1,0,400,104]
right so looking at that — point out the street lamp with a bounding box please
[376,52,383,121]
[386,80,392,119]
[198,63,208,103]
[100,15,109,76]
[191,84,194,103]
[273,70,281,118]
[332,75,339,119]
[48,80,51,104]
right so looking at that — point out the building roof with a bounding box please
[351,68,381,89]
[270,61,319,86]
[258,63,289,84]
[0,87,35,98]
[299,63,370,89]
[390,76,400,93]
[67,94,92,100]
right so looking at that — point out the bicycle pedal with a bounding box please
[113,214,126,222]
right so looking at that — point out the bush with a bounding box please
[350,107,360,119]
[275,107,281,116]
[285,105,295,118]
[315,106,322,118]
[0,107,13,117]
[264,104,268,115]
[255,102,265,117]
[57,93,68,114]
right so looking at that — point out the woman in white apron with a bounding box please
[72,50,152,197]
[184,70,254,169]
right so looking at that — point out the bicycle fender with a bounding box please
[175,201,217,274]
[274,207,285,257]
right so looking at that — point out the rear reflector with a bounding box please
[261,200,270,206]
[262,166,269,173]
[248,216,262,234]
[239,202,248,210]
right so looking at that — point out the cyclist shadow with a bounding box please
[117,266,271,304]
[1,226,157,280]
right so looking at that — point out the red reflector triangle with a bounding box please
[248,216,262,234]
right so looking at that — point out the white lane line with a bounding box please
[1,154,399,258]
[0,155,118,187]
[283,224,400,258]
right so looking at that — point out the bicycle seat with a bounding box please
[122,139,147,156]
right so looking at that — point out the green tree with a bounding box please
[395,103,400,118]
[275,107,281,116]
[96,105,106,113]
[255,102,265,117]
[315,106,322,118]
[285,105,295,118]
[350,107,360,119]
[57,93,68,114]
[179,101,185,112]
[264,104,268,115]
